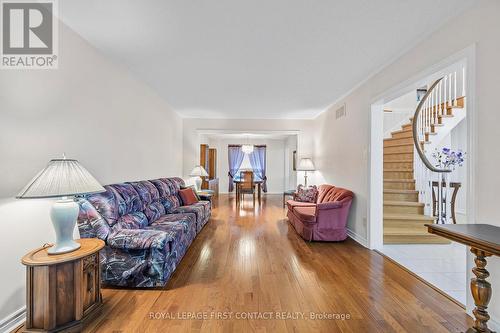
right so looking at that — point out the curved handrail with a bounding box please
[412,77,452,173]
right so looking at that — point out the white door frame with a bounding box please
[368,44,477,251]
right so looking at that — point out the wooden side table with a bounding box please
[426,224,500,333]
[19,238,105,333]
[283,190,295,207]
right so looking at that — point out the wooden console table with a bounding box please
[426,224,500,333]
[19,238,105,332]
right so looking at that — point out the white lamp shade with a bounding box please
[189,165,209,177]
[17,158,105,199]
[297,158,315,171]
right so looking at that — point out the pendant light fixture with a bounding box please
[241,134,254,154]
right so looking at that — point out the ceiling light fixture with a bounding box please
[241,134,254,154]
[242,144,254,154]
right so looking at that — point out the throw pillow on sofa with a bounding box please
[181,185,201,200]
[179,188,199,205]
[295,185,318,203]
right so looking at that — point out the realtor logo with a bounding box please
[1,0,58,69]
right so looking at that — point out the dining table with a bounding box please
[233,177,264,204]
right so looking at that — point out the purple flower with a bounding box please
[433,147,466,170]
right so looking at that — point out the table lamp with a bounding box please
[297,158,315,187]
[189,165,209,192]
[17,156,105,254]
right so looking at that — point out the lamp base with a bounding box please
[47,240,81,255]
[193,176,202,192]
[48,198,81,255]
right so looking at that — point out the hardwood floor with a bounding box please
[85,194,472,333]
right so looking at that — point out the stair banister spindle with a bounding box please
[424,96,426,133]
[430,90,434,127]
[436,81,440,121]
[434,87,437,122]
[462,66,466,97]
[439,80,443,117]
[436,83,440,123]
[419,101,423,138]
[425,97,428,135]
[454,71,457,106]
[430,91,433,131]
[436,86,438,121]
[425,93,429,133]
[427,92,430,132]
[448,73,452,107]
[443,75,448,112]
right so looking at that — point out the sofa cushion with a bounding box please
[86,185,120,226]
[149,179,172,197]
[192,201,211,218]
[147,217,194,260]
[149,179,180,212]
[170,177,186,189]
[117,212,149,230]
[161,178,181,196]
[129,181,157,207]
[172,205,205,223]
[293,206,317,224]
[295,185,318,203]
[331,187,354,201]
[286,200,316,211]
[110,183,143,216]
[179,188,199,205]
[130,181,166,224]
[318,185,353,203]
[150,213,196,243]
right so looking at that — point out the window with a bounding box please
[238,154,252,173]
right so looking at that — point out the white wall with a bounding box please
[284,135,298,190]
[0,22,183,326]
[383,90,417,138]
[450,119,468,214]
[312,0,500,327]
[207,138,288,194]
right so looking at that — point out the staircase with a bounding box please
[383,122,448,244]
[383,69,466,244]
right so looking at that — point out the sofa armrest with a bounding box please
[315,197,353,229]
[316,201,343,211]
[107,228,169,253]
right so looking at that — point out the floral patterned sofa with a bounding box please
[76,177,210,287]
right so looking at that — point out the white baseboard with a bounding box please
[0,307,25,333]
[347,228,368,248]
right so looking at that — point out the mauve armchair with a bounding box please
[286,185,354,241]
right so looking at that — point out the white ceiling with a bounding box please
[60,0,474,119]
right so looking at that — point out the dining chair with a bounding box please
[239,170,256,205]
